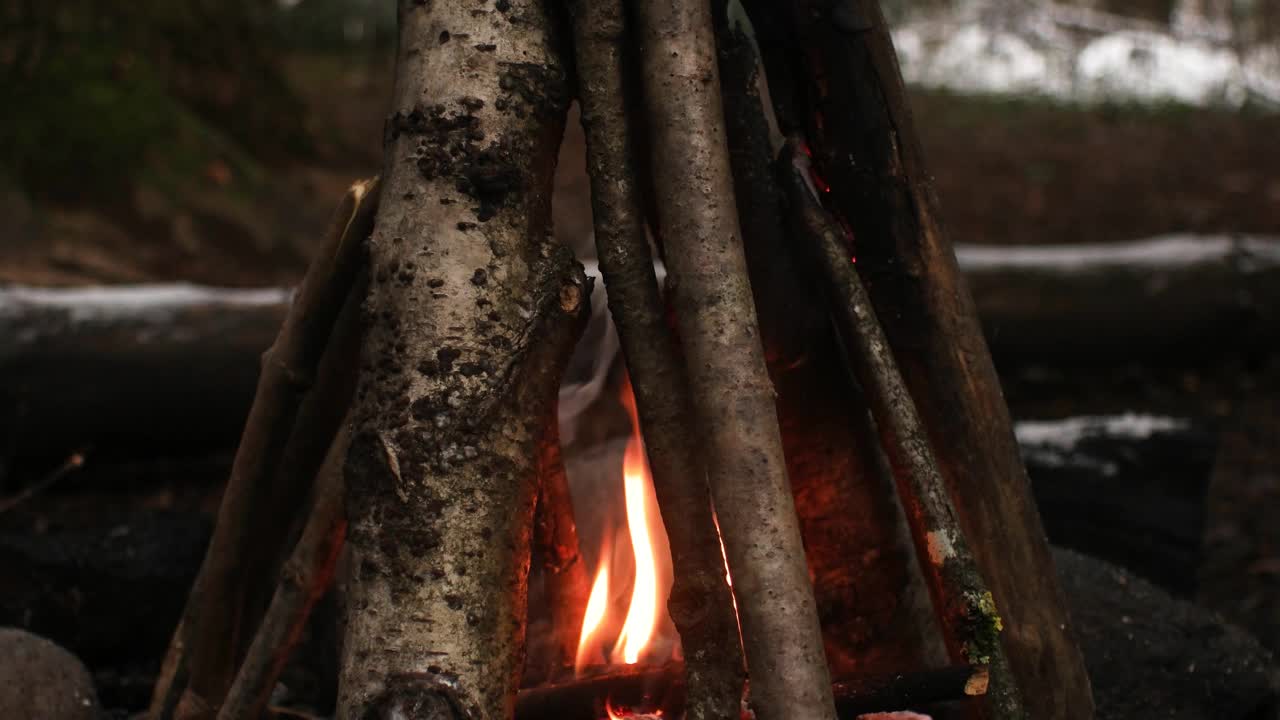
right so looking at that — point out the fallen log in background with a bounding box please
[4,235,1276,466]
[961,235,1280,363]
[0,285,287,464]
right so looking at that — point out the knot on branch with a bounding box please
[363,673,479,720]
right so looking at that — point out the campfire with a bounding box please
[138,0,1092,718]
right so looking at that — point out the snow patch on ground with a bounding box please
[1015,413,1190,451]
[891,3,1280,109]
[0,284,290,325]
[955,234,1280,272]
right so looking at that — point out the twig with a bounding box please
[0,448,87,515]
[631,1,836,718]
[566,0,746,716]
[217,424,351,720]
[780,141,1023,720]
[515,662,986,720]
[153,177,380,720]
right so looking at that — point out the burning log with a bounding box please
[152,178,379,720]
[335,1,586,718]
[514,663,987,720]
[567,0,746,716]
[711,6,941,677]
[633,0,836,718]
[781,142,1022,718]
[764,0,1096,716]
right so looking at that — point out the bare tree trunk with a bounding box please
[335,2,584,719]
[566,0,746,717]
[778,1,1095,717]
[633,2,836,719]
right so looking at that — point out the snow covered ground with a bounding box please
[889,2,1280,109]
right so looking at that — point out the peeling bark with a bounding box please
[336,2,582,719]
[567,0,746,717]
[633,1,836,719]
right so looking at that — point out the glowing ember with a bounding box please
[606,697,664,720]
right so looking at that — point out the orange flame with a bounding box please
[575,552,612,673]
[615,388,659,664]
[575,378,674,675]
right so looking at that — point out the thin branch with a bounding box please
[780,141,1023,720]
[217,423,351,720]
[0,448,87,515]
[566,0,745,716]
[154,177,380,720]
[631,1,836,718]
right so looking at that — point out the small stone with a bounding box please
[0,628,99,720]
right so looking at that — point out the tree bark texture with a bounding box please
[167,178,379,720]
[778,1,1095,717]
[633,2,837,719]
[568,0,746,717]
[712,8,940,677]
[336,2,583,719]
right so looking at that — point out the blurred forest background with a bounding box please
[1,0,1278,287]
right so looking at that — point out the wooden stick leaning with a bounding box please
[151,177,379,720]
[217,422,352,720]
[780,142,1024,719]
[710,5,943,675]
[631,1,836,718]
[772,0,1095,715]
[566,0,746,716]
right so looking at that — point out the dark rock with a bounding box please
[0,628,99,720]
[1056,547,1280,720]
[0,509,211,665]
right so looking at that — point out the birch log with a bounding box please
[336,1,585,719]
[568,0,746,715]
[634,1,837,718]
